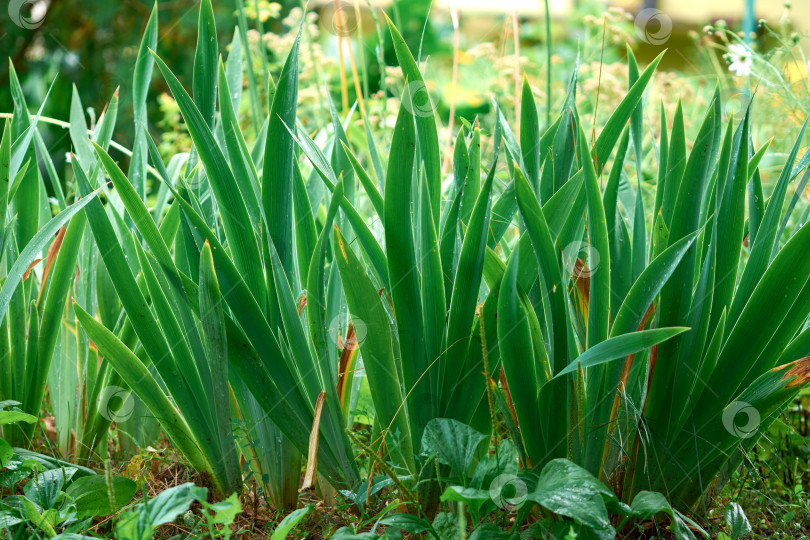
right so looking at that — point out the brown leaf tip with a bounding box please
[297,292,307,316]
[334,227,348,260]
[774,357,810,388]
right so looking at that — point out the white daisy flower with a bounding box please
[725,43,753,77]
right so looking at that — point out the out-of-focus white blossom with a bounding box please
[726,44,752,77]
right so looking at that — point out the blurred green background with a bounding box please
[3,0,808,182]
